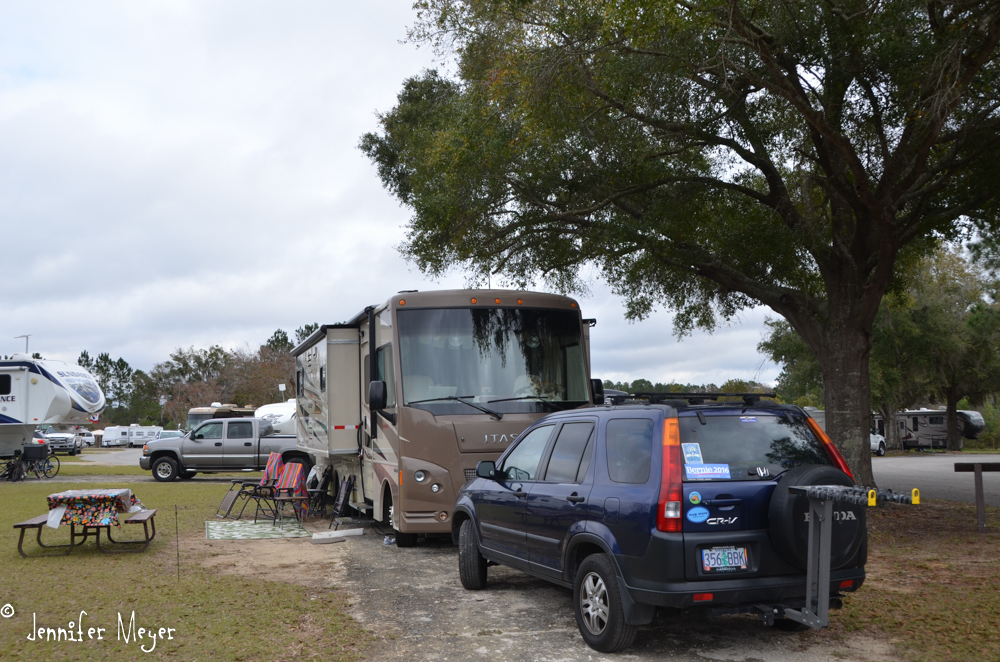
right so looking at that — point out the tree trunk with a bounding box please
[946,387,963,451]
[818,329,876,487]
[880,403,901,451]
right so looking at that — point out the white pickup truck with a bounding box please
[139,417,312,481]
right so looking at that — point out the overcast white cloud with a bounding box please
[0,1,780,387]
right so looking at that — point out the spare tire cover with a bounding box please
[768,464,866,571]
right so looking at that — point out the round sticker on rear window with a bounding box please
[687,506,710,523]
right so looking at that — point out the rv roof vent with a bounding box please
[211,402,222,407]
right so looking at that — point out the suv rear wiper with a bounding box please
[484,395,559,411]
[405,396,503,420]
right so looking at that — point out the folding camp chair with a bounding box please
[239,452,284,523]
[272,462,309,528]
[307,466,333,516]
[216,452,285,520]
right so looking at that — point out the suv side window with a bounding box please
[227,422,253,439]
[543,422,594,483]
[500,425,553,481]
[606,418,653,484]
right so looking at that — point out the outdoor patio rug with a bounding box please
[205,519,311,540]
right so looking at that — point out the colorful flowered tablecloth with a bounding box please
[46,489,145,529]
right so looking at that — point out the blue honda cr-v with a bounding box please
[451,394,866,652]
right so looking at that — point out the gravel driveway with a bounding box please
[335,527,895,662]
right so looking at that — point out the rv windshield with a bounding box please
[187,413,213,429]
[398,307,589,415]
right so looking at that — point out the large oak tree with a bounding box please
[361,0,1000,485]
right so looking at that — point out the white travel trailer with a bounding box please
[0,353,106,457]
[293,289,599,547]
[255,399,296,435]
[102,424,163,448]
[873,408,986,450]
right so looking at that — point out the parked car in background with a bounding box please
[45,425,83,455]
[453,394,866,652]
[870,432,886,456]
[76,430,96,448]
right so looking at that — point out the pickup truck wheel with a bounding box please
[573,554,637,653]
[152,457,179,482]
[458,519,487,589]
[179,471,197,480]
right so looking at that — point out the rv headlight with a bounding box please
[414,470,427,483]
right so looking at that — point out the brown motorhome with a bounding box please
[292,289,599,546]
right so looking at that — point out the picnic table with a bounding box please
[14,488,157,557]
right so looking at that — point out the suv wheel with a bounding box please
[152,457,179,482]
[458,519,487,589]
[573,554,637,653]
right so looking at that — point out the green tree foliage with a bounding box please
[757,319,824,408]
[295,323,320,344]
[761,247,1000,449]
[362,0,1000,484]
[265,329,294,353]
[77,351,160,426]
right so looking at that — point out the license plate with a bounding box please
[701,546,748,572]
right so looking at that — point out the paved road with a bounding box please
[77,448,144,465]
[872,453,1000,506]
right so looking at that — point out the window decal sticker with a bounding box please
[682,443,703,464]
[684,464,731,480]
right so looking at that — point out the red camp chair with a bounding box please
[272,462,309,527]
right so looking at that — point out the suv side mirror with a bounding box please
[591,379,605,405]
[476,460,497,480]
[368,380,387,411]
[194,432,204,440]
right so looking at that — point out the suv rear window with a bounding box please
[679,413,828,481]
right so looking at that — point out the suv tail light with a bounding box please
[805,417,854,481]
[657,417,683,532]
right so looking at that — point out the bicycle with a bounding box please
[26,454,59,478]
[0,452,28,482]
[22,444,59,479]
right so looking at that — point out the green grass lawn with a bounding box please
[0,481,368,661]
[836,500,1000,661]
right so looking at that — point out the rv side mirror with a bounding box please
[591,379,605,405]
[476,460,497,480]
[368,380,387,411]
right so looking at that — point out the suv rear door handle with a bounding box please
[703,498,742,506]
[567,495,585,503]
[513,490,528,498]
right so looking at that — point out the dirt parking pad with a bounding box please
[191,522,897,662]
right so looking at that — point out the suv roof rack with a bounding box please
[618,392,779,406]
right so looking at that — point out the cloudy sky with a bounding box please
[0,1,781,388]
